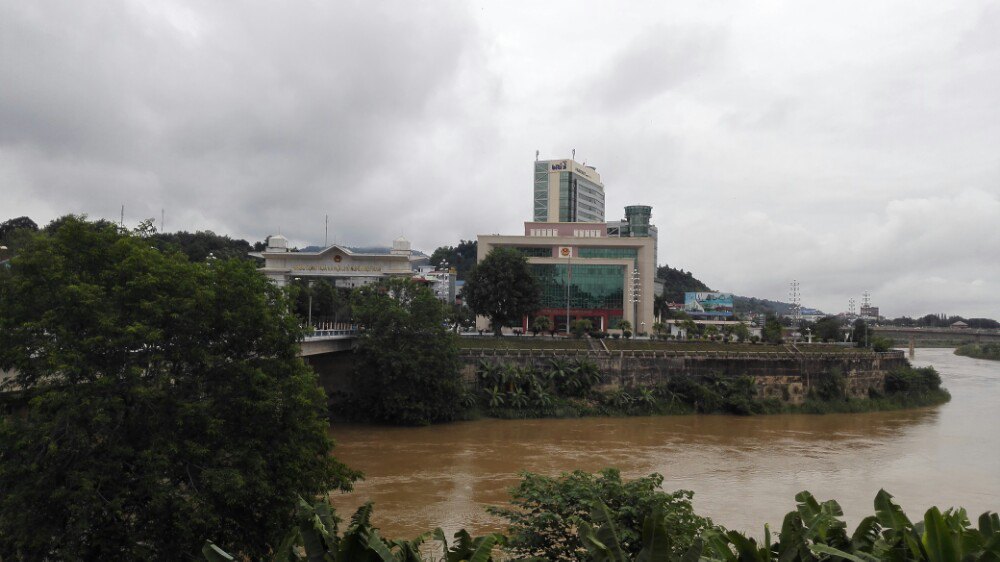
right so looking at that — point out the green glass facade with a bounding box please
[529,263,625,311]
[577,247,638,260]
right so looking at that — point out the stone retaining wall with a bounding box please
[458,350,907,405]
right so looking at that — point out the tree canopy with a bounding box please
[349,277,463,425]
[429,239,477,281]
[464,247,541,336]
[0,217,357,561]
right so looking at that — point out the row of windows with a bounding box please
[515,246,553,257]
[572,229,602,237]
[578,247,638,260]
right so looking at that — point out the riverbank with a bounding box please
[954,343,1000,361]
[469,377,950,421]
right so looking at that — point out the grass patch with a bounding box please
[792,389,951,414]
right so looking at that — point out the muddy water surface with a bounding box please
[328,348,1000,538]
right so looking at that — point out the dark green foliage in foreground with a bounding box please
[580,488,1000,562]
[349,277,463,425]
[205,470,1000,562]
[0,218,357,561]
[487,469,710,561]
[204,496,505,562]
[955,343,1000,361]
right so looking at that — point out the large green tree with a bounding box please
[349,277,463,425]
[464,247,541,337]
[0,217,357,561]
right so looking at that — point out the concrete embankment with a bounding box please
[309,347,908,406]
[457,349,908,405]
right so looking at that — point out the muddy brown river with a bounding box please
[328,348,1000,538]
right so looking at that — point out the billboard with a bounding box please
[684,292,734,317]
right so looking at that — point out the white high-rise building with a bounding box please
[533,158,605,223]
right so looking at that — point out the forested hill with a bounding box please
[657,265,712,303]
[655,263,798,316]
[733,296,795,316]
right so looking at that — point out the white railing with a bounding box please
[302,324,359,340]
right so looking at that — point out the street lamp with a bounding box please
[630,267,641,332]
[293,277,313,328]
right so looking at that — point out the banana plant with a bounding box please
[485,386,504,409]
[431,528,505,562]
[203,498,505,562]
[508,387,529,410]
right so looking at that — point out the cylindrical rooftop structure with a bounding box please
[624,205,652,237]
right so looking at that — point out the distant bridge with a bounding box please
[874,326,1000,345]
[299,328,359,356]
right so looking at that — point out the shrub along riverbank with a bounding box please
[468,358,950,420]
[955,343,1000,361]
[202,468,1000,561]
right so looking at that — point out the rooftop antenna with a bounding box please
[572,148,576,161]
[535,149,539,162]
[120,204,124,229]
[325,214,329,247]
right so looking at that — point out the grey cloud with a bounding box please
[0,0,490,245]
[588,24,729,109]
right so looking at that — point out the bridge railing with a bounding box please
[303,325,359,340]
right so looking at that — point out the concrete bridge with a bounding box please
[874,326,1000,346]
[299,329,358,356]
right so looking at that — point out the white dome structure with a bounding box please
[266,234,289,252]
[391,236,411,255]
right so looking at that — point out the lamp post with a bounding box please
[293,277,313,328]
[565,256,572,335]
[630,267,641,333]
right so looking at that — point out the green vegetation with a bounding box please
[955,343,1000,361]
[466,356,948,420]
[487,469,709,561]
[464,247,541,337]
[289,276,353,325]
[0,217,357,561]
[531,315,552,336]
[656,264,712,304]
[429,239,478,281]
[349,277,463,425]
[203,470,1000,562]
[763,315,784,344]
[204,497,504,562]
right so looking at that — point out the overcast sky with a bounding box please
[2,1,998,319]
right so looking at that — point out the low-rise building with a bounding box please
[251,234,427,288]
[477,214,656,334]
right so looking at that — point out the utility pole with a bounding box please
[789,280,801,322]
[565,256,572,335]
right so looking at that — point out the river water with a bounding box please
[328,348,1000,538]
